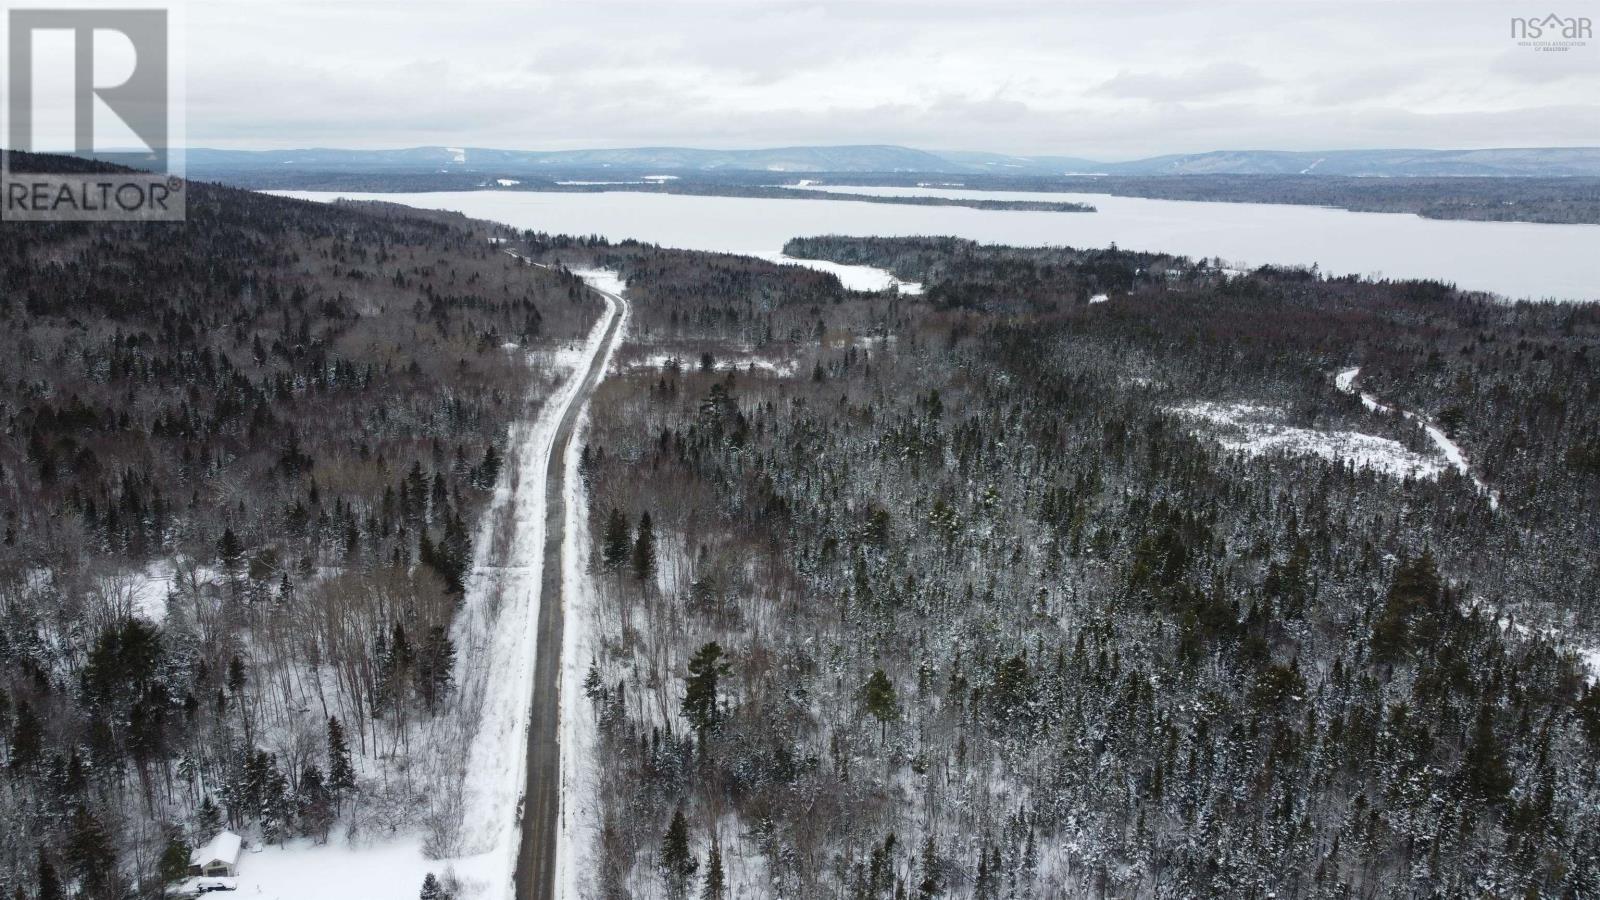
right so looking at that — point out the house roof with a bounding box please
[189,830,242,867]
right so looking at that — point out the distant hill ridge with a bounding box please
[182,144,1600,177]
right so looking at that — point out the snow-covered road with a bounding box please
[512,270,628,900]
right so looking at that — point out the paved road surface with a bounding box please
[513,274,626,900]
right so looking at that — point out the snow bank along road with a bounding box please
[514,271,628,900]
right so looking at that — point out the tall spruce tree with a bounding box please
[702,835,726,900]
[632,511,658,584]
[602,507,631,571]
[682,642,732,740]
[326,716,356,810]
[659,807,698,899]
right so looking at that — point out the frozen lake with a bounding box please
[273,187,1600,302]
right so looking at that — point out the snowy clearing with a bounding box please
[752,251,923,294]
[570,267,628,297]
[1172,401,1444,480]
[224,836,488,900]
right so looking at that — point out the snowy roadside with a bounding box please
[227,274,621,900]
[450,272,624,897]
[556,269,631,900]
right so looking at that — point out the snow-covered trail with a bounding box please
[1336,367,1500,510]
[448,264,625,899]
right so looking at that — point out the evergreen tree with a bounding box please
[327,715,356,809]
[1462,700,1512,803]
[475,443,503,489]
[632,511,657,584]
[217,527,245,576]
[659,807,699,899]
[65,805,116,898]
[298,762,333,841]
[682,642,732,739]
[862,669,898,743]
[9,700,41,772]
[918,835,941,898]
[196,795,223,837]
[420,872,442,900]
[583,661,605,705]
[36,849,62,900]
[415,625,457,710]
[602,508,630,571]
[438,512,471,594]
[702,835,726,900]
[158,834,190,884]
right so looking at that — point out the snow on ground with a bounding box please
[450,278,622,896]
[571,267,627,297]
[625,351,799,378]
[1089,293,1109,304]
[1582,648,1600,684]
[496,179,521,187]
[1172,401,1444,480]
[239,279,623,900]
[1467,597,1600,685]
[751,252,923,294]
[128,559,179,621]
[1335,367,1500,509]
[556,271,630,899]
[227,836,487,900]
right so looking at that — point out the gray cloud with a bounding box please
[1096,63,1272,102]
[181,0,1600,157]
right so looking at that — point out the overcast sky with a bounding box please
[183,0,1599,159]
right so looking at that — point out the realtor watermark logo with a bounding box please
[1511,12,1592,51]
[2,4,185,221]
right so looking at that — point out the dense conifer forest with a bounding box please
[541,234,1600,897]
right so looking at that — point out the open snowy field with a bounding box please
[1171,401,1443,480]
